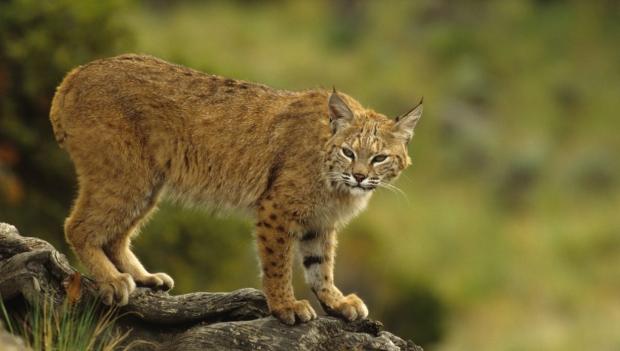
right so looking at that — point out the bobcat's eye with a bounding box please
[341,147,355,160]
[371,155,388,164]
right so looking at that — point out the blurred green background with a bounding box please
[1,0,619,350]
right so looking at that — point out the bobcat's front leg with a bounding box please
[255,199,317,325]
[299,229,368,321]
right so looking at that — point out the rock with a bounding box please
[0,223,423,350]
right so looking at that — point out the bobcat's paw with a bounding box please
[271,299,317,325]
[135,272,174,291]
[99,273,136,306]
[324,293,369,321]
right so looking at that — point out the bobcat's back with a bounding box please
[50,54,338,212]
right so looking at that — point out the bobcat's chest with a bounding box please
[310,192,372,230]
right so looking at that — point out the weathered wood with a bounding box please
[0,223,422,350]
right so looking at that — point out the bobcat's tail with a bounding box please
[49,66,83,148]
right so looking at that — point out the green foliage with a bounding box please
[382,283,445,347]
[0,0,131,250]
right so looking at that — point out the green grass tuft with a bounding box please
[1,295,130,351]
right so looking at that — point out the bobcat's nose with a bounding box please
[353,173,366,183]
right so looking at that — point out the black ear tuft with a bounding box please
[393,98,423,143]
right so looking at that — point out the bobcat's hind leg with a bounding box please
[65,186,139,305]
[66,178,172,305]
[105,232,174,291]
[102,186,174,292]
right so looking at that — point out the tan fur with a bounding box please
[50,54,422,324]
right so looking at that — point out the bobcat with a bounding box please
[50,54,422,325]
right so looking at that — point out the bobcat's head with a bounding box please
[324,89,422,196]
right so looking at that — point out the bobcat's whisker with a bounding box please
[377,182,410,205]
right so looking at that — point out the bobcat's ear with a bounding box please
[393,97,423,144]
[328,88,354,134]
